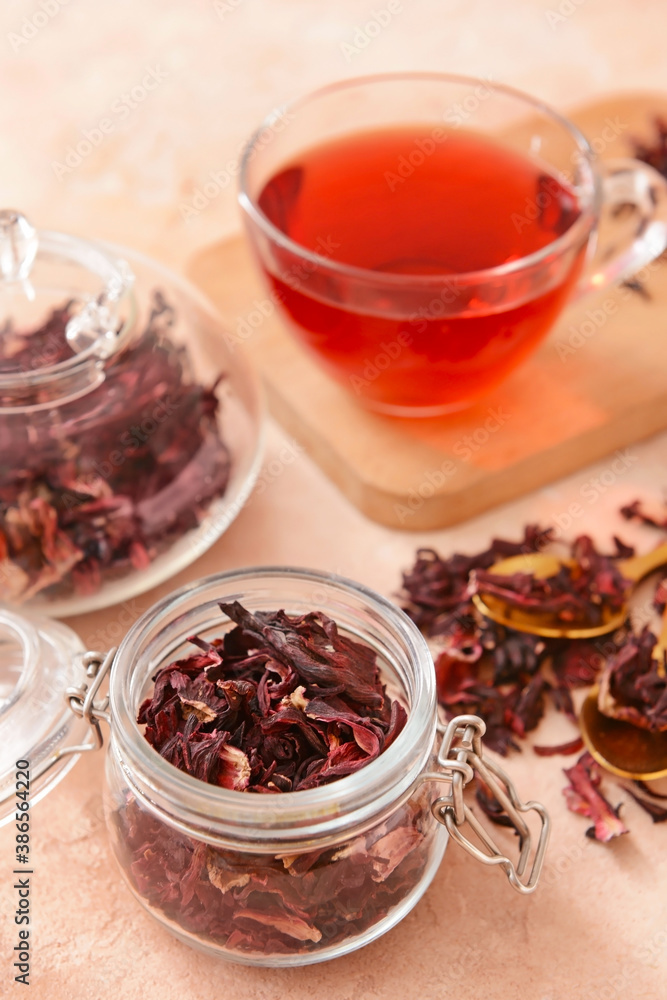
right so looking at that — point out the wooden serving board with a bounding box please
[188,93,667,530]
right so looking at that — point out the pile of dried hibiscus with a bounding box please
[0,293,231,602]
[400,505,667,843]
[121,601,432,957]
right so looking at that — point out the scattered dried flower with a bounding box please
[623,788,667,823]
[533,737,584,757]
[562,752,629,842]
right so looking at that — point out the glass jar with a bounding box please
[1,567,549,967]
[0,211,263,617]
[101,568,549,966]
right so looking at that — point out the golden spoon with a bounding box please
[472,543,667,778]
[471,541,667,640]
[580,609,667,780]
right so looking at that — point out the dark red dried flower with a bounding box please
[401,526,551,637]
[0,293,230,601]
[597,627,667,733]
[631,117,667,180]
[533,737,584,757]
[402,532,640,758]
[138,601,407,792]
[467,535,631,628]
[562,752,628,842]
[620,498,667,530]
[623,788,667,823]
[115,789,433,957]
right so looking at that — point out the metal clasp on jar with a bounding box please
[35,649,115,783]
[420,714,550,895]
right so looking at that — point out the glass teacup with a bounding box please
[239,74,667,417]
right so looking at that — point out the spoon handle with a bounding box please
[618,541,667,583]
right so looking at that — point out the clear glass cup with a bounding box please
[104,568,446,966]
[239,73,667,416]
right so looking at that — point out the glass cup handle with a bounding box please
[423,715,550,895]
[577,158,667,298]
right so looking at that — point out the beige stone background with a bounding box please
[1,0,667,998]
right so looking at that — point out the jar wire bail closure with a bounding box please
[423,716,551,895]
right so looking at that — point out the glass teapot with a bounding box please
[0,210,263,617]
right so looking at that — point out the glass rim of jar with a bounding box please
[108,566,437,846]
[238,70,600,287]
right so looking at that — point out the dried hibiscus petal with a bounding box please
[533,737,584,757]
[597,627,667,733]
[138,602,406,793]
[0,293,231,602]
[623,788,667,823]
[401,526,551,637]
[631,117,667,179]
[562,752,629,842]
[402,531,640,759]
[467,535,631,628]
[115,785,435,957]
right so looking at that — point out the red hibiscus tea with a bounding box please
[255,126,588,414]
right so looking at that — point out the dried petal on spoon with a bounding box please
[400,524,552,636]
[597,627,667,733]
[467,536,632,628]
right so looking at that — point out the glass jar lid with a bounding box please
[0,606,91,824]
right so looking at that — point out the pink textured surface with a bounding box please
[2,1,667,996]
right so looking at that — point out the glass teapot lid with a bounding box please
[0,606,91,825]
[0,209,136,385]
